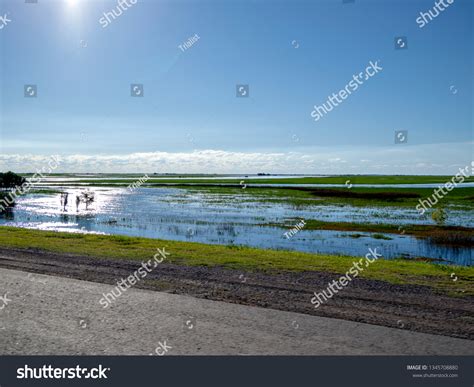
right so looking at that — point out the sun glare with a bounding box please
[66,0,79,6]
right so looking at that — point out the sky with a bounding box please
[0,0,472,174]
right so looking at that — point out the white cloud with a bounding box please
[0,142,472,175]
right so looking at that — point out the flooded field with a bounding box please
[1,186,472,266]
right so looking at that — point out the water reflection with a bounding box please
[0,187,472,266]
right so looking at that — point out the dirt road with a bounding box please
[1,267,473,355]
[0,247,472,341]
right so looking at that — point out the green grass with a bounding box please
[165,186,472,211]
[177,185,474,209]
[0,226,472,296]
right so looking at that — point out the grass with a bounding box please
[0,226,472,297]
[182,186,474,209]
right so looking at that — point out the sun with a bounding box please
[66,0,79,6]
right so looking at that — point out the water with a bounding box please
[35,181,474,189]
[1,187,472,266]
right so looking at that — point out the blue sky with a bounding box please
[0,0,472,173]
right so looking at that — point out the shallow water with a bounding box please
[35,182,474,189]
[1,187,472,266]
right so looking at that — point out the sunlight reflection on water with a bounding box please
[1,186,472,266]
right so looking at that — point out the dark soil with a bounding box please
[0,246,472,340]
